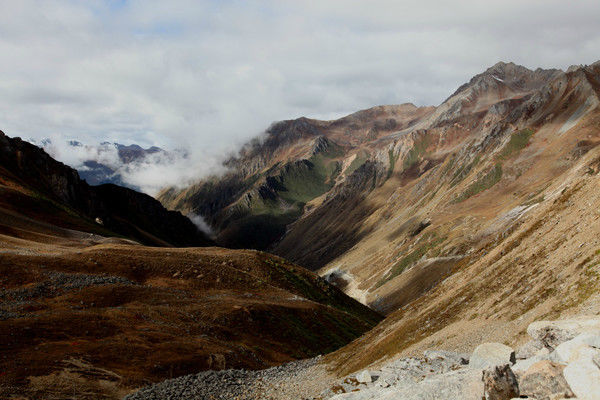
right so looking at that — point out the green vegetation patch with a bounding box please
[403,135,430,170]
[387,148,398,179]
[498,128,535,160]
[376,233,446,288]
[454,163,503,203]
[278,157,340,205]
[229,148,342,249]
[346,150,369,176]
[450,155,480,187]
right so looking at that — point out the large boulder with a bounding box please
[482,364,519,400]
[555,332,600,363]
[469,343,516,369]
[518,360,574,400]
[527,317,600,349]
[563,348,600,400]
[512,354,547,373]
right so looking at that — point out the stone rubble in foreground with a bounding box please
[325,316,600,400]
[124,317,600,400]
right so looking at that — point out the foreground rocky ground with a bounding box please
[125,357,333,400]
[125,316,600,399]
[324,316,600,400]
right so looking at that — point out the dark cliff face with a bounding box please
[0,131,212,247]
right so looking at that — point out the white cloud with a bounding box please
[187,213,215,238]
[2,0,600,189]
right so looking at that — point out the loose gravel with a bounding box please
[0,271,136,302]
[125,356,335,400]
[0,271,137,319]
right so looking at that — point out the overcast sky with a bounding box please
[1,0,600,186]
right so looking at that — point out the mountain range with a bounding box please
[2,59,600,399]
[159,60,600,371]
[29,139,177,190]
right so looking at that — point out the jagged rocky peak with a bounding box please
[432,61,564,126]
[268,116,323,139]
[566,64,585,73]
[450,61,561,99]
[311,135,333,155]
[565,59,600,74]
[484,61,530,79]
[236,117,323,162]
[483,61,561,89]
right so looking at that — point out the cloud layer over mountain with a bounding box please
[2,0,600,188]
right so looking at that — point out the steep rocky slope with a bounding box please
[313,61,600,377]
[158,104,434,250]
[159,61,600,379]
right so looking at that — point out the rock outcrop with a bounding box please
[482,364,519,400]
[318,317,600,400]
[469,342,516,369]
[519,361,573,400]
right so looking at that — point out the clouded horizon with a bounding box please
[1,0,600,191]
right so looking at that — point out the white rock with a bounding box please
[356,369,372,384]
[563,355,600,400]
[527,317,600,348]
[391,368,485,400]
[469,343,516,369]
[329,393,363,400]
[547,349,567,364]
[555,332,600,362]
[535,347,550,356]
[515,339,545,359]
[331,366,485,400]
[376,372,395,388]
[424,350,469,365]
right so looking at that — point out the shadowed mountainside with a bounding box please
[0,131,382,398]
[0,131,211,247]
